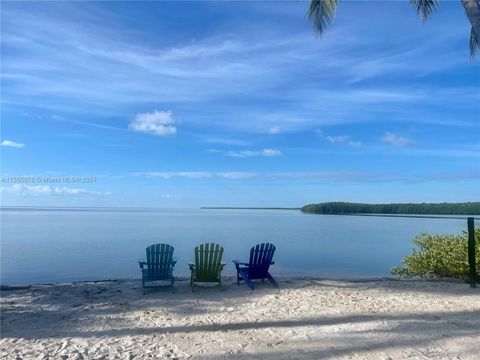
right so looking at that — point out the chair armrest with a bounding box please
[140,261,176,268]
[188,262,195,270]
[270,261,275,265]
[232,260,248,269]
[232,260,248,265]
[220,262,227,270]
[139,260,146,269]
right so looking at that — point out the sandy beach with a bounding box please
[1,278,479,359]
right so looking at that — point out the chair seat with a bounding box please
[142,269,173,281]
[238,268,269,280]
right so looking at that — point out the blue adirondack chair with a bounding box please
[139,243,176,294]
[233,243,279,290]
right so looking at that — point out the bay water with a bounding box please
[0,208,468,285]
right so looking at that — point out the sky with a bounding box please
[1,1,479,208]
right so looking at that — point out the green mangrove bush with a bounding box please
[391,227,480,280]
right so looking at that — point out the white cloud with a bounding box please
[262,148,282,156]
[200,136,250,146]
[0,184,110,196]
[347,141,363,148]
[225,150,256,158]
[326,135,350,143]
[216,172,258,179]
[382,132,414,147]
[129,110,176,136]
[134,172,212,179]
[1,140,25,148]
[127,170,478,183]
[218,148,283,158]
[268,126,281,134]
[130,171,258,180]
[325,135,362,148]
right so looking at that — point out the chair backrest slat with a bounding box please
[248,243,275,278]
[146,243,174,279]
[194,243,224,282]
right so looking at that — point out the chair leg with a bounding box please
[267,273,279,289]
[244,277,255,290]
[237,270,240,285]
[239,269,255,290]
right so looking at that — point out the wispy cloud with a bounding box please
[268,126,282,134]
[261,148,282,156]
[131,172,213,179]
[130,171,258,180]
[324,135,362,148]
[2,2,476,135]
[347,141,362,148]
[326,135,350,143]
[213,148,283,158]
[1,140,25,148]
[381,132,415,147]
[128,170,479,183]
[198,135,250,146]
[0,184,110,196]
[216,172,258,179]
[129,110,176,136]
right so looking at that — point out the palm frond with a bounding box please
[409,0,439,22]
[307,0,339,35]
[470,26,480,58]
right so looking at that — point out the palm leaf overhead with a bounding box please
[307,0,339,35]
[461,0,480,57]
[409,0,439,22]
[307,0,479,58]
[470,26,480,57]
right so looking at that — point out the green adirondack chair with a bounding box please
[188,243,226,290]
[139,243,176,295]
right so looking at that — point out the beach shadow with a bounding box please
[2,304,480,359]
[2,277,479,358]
[284,277,480,296]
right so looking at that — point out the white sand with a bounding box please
[1,278,479,359]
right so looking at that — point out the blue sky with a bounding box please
[1,1,479,207]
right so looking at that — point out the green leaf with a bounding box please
[409,0,439,22]
[307,0,339,35]
[391,227,480,281]
[470,27,480,58]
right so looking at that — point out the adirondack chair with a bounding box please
[139,243,176,294]
[233,243,278,290]
[188,243,226,290]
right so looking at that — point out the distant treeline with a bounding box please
[301,202,480,215]
[201,207,300,210]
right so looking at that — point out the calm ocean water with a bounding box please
[0,208,470,285]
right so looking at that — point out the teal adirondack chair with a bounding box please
[139,243,176,294]
[188,243,226,290]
